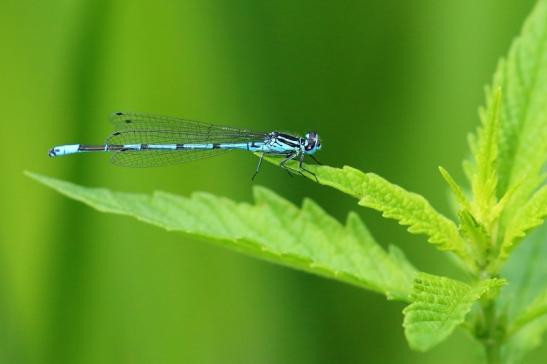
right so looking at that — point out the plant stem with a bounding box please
[480,297,503,364]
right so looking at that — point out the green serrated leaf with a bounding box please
[458,210,490,264]
[489,176,525,225]
[498,184,547,262]
[403,273,506,352]
[479,0,547,218]
[263,160,473,268]
[27,171,416,301]
[470,87,502,222]
[439,166,472,213]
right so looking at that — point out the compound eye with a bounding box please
[305,140,315,151]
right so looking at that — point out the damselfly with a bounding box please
[48,112,322,180]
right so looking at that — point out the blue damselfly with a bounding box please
[49,112,322,180]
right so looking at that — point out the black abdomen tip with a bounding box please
[48,148,56,157]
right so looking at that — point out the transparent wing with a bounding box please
[105,128,233,168]
[105,129,217,144]
[109,111,267,143]
[110,149,229,168]
[106,112,268,168]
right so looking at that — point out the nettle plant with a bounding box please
[31,2,546,363]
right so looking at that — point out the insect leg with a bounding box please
[251,153,265,181]
[280,152,304,177]
[298,153,318,183]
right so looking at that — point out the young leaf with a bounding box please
[438,166,472,213]
[470,87,502,223]
[27,172,416,301]
[263,159,473,268]
[458,210,490,263]
[402,273,505,352]
[498,184,547,262]
[479,0,547,213]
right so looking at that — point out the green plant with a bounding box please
[28,1,546,363]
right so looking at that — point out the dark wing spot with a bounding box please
[125,119,132,124]
[115,112,123,116]
[112,131,121,136]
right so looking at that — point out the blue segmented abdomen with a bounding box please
[47,141,288,157]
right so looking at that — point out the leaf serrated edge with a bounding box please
[403,273,506,352]
[26,171,416,301]
[439,166,473,212]
[497,184,547,263]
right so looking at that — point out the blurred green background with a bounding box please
[1,0,544,363]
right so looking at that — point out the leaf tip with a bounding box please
[24,170,57,188]
[24,170,40,180]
